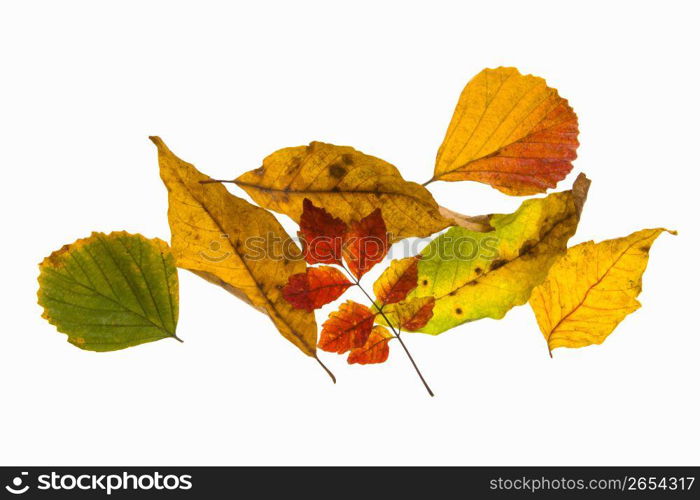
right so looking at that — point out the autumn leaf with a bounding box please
[373,256,420,305]
[381,297,435,331]
[342,209,390,279]
[348,326,393,365]
[298,198,347,266]
[151,137,332,377]
[408,173,590,335]
[318,300,376,354]
[234,142,450,242]
[529,228,676,355]
[282,266,353,312]
[429,67,579,196]
[37,232,180,351]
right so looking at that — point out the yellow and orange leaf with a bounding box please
[432,67,578,195]
[318,300,376,354]
[348,326,392,365]
[381,296,435,331]
[373,256,421,305]
[282,266,353,311]
[529,228,676,355]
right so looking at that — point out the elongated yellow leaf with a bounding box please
[234,142,450,242]
[432,67,579,195]
[409,174,590,335]
[37,232,179,351]
[529,228,676,355]
[151,136,320,361]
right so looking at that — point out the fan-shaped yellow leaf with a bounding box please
[431,67,579,196]
[529,228,676,355]
[234,142,450,242]
[151,137,326,369]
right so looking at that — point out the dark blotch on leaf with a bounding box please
[329,163,346,179]
[489,259,507,271]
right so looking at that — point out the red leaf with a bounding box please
[342,209,390,279]
[348,326,392,365]
[282,266,354,311]
[318,300,376,354]
[298,198,347,266]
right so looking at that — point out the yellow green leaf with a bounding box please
[151,136,323,365]
[529,228,676,355]
[37,232,179,351]
[430,67,579,196]
[409,174,590,335]
[234,142,450,242]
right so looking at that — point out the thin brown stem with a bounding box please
[314,354,336,384]
[422,177,436,187]
[340,264,434,397]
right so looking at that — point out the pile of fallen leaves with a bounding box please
[37,67,675,396]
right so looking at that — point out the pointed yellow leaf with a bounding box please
[151,137,319,359]
[529,228,676,355]
[234,142,450,242]
[432,67,578,195]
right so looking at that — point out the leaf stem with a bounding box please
[422,177,435,187]
[340,264,434,397]
[314,354,337,384]
[171,334,184,343]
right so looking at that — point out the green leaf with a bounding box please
[408,174,590,335]
[37,231,180,351]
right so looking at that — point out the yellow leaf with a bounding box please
[151,137,330,375]
[431,67,579,196]
[529,228,676,355]
[234,142,450,242]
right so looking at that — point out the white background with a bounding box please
[1,1,698,466]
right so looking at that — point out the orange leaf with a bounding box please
[433,67,578,195]
[382,296,436,331]
[318,300,376,354]
[298,198,347,266]
[347,326,392,365]
[282,266,354,312]
[342,209,390,279]
[373,256,421,305]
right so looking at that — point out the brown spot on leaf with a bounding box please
[640,246,650,252]
[329,163,346,179]
[421,279,429,286]
[455,307,463,315]
[341,154,354,165]
[474,267,482,275]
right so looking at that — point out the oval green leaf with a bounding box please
[37,231,180,351]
